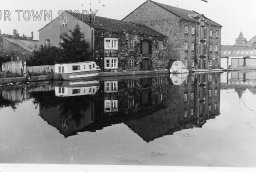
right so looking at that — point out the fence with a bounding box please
[231,58,256,68]
[1,61,24,75]
[1,61,55,76]
[246,59,256,67]
[231,58,244,68]
[27,65,54,75]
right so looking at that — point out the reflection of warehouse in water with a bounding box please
[31,74,221,141]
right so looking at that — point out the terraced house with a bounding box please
[39,11,166,72]
[0,29,38,61]
[123,0,222,70]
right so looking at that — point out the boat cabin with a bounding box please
[55,85,100,97]
[55,61,100,74]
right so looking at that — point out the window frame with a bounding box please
[72,65,81,71]
[104,38,118,50]
[45,39,51,47]
[184,26,189,34]
[210,29,213,37]
[191,27,195,35]
[104,57,118,69]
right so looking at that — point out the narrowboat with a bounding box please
[55,61,100,80]
[55,80,100,97]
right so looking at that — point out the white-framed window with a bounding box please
[191,27,195,35]
[209,90,212,97]
[105,58,118,69]
[191,60,195,68]
[104,38,118,50]
[185,26,189,34]
[45,39,51,47]
[215,90,218,96]
[184,42,188,50]
[191,109,194,116]
[58,87,65,94]
[209,105,212,111]
[184,94,188,102]
[104,81,118,92]
[104,100,118,112]
[184,110,188,118]
[215,30,219,38]
[158,41,163,50]
[210,44,213,52]
[128,59,134,67]
[208,75,212,82]
[191,43,195,51]
[191,77,195,84]
[215,45,218,52]
[61,17,68,28]
[214,103,218,110]
[129,39,135,49]
[127,80,135,88]
[210,29,213,37]
[191,93,194,101]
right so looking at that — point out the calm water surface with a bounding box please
[1,71,256,167]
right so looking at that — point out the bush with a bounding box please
[27,46,63,66]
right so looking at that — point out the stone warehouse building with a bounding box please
[0,29,39,61]
[122,0,222,70]
[39,11,166,72]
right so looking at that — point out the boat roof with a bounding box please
[55,61,96,65]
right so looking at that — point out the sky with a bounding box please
[0,0,256,45]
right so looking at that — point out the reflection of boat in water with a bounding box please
[170,61,189,74]
[55,61,100,80]
[170,73,188,85]
[55,80,100,97]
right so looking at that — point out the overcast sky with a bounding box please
[0,0,255,45]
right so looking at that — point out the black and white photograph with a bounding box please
[0,0,256,171]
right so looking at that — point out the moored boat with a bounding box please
[55,80,100,97]
[55,61,100,80]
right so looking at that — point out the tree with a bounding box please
[27,46,63,66]
[60,25,92,63]
[27,25,92,66]
[0,53,12,66]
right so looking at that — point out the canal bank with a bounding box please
[0,70,170,85]
[0,69,230,85]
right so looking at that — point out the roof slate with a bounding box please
[66,11,164,37]
[151,1,222,27]
[4,37,39,53]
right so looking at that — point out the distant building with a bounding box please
[0,29,39,61]
[122,0,222,70]
[247,35,256,48]
[235,32,247,47]
[221,32,256,69]
[39,11,166,72]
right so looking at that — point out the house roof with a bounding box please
[66,11,164,37]
[221,45,256,57]
[151,1,222,27]
[3,37,39,53]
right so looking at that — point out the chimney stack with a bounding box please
[13,29,17,38]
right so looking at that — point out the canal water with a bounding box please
[0,71,256,167]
